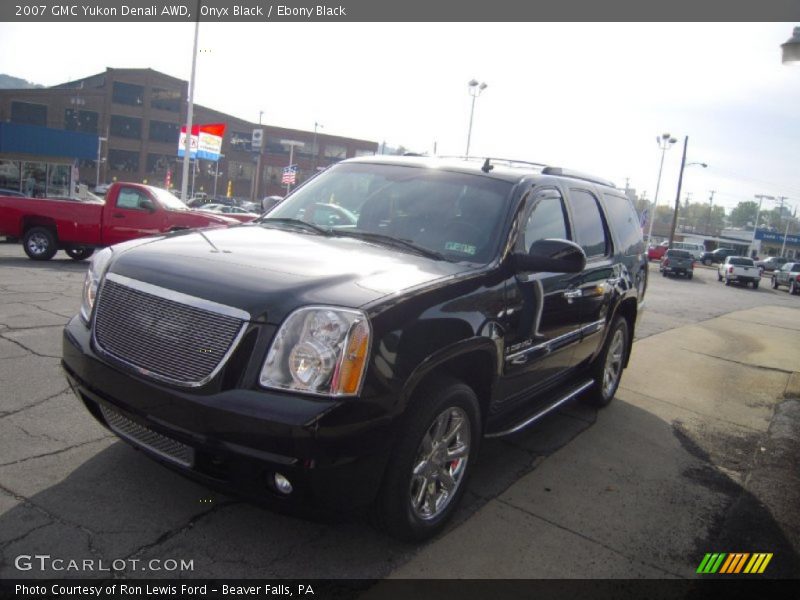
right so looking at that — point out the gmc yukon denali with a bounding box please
[62,156,647,540]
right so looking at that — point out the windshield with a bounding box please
[666,250,691,258]
[150,187,189,211]
[265,162,513,263]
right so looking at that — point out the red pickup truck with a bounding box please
[0,182,236,261]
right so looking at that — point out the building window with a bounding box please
[264,165,282,185]
[151,87,181,112]
[146,153,174,174]
[110,115,142,140]
[47,164,71,198]
[0,160,21,192]
[149,120,180,144]
[228,161,253,180]
[265,138,289,155]
[297,142,317,157]
[229,131,253,152]
[108,149,140,173]
[10,101,47,126]
[112,81,144,106]
[64,109,99,134]
[323,144,347,160]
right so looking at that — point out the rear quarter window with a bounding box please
[601,193,644,255]
[568,189,609,258]
[729,258,754,266]
[666,250,692,258]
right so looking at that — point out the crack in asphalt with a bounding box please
[0,332,61,359]
[0,480,105,562]
[681,348,796,375]
[0,387,72,420]
[0,521,52,552]
[719,315,800,333]
[495,498,686,579]
[119,499,241,577]
[0,436,113,468]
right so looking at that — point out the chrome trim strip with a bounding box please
[92,274,249,388]
[580,319,606,336]
[504,319,605,364]
[485,380,594,438]
[103,273,251,321]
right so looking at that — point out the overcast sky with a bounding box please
[1,22,798,213]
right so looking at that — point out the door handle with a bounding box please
[112,213,125,219]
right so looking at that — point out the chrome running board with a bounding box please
[484,380,594,438]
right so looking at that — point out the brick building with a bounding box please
[0,68,378,199]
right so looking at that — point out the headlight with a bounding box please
[260,306,371,397]
[79,247,114,323]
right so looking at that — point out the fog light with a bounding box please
[274,473,293,495]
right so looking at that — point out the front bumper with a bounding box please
[62,316,394,510]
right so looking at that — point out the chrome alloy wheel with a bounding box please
[409,406,471,521]
[26,232,49,256]
[602,328,625,398]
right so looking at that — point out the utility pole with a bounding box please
[704,190,715,234]
[668,136,689,247]
[752,194,776,258]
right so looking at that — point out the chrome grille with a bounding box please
[100,405,194,468]
[94,274,247,386]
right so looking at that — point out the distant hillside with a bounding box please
[0,74,44,89]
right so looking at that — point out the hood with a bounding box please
[106,224,473,323]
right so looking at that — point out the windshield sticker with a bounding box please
[445,242,477,255]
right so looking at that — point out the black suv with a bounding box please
[62,156,647,540]
[700,247,736,265]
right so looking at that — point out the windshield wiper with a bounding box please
[258,218,331,235]
[336,231,447,261]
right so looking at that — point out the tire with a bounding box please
[375,376,480,541]
[703,259,711,266]
[661,271,667,277]
[687,272,693,280]
[717,272,722,282]
[772,278,779,290]
[791,281,798,296]
[582,316,629,408]
[753,281,759,290]
[65,246,94,261]
[725,278,731,286]
[22,227,57,261]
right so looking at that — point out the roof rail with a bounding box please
[438,156,549,170]
[541,166,616,188]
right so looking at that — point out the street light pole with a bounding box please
[645,133,677,245]
[180,19,200,202]
[312,121,323,172]
[95,136,107,187]
[465,79,487,157]
[668,153,707,246]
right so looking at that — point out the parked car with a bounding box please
[62,156,647,541]
[0,182,237,261]
[701,247,736,266]
[670,241,705,261]
[647,241,669,261]
[0,187,29,198]
[756,256,788,273]
[771,262,800,294]
[717,256,760,288]
[196,203,259,223]
[660,249,694,279]
[261,195,284,212]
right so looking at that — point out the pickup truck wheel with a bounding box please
[375,377,480,541]
[23,227,57,261]
[583,317,629,407]
[752,281,759,290]
[65,246,95,261]
[687,272,693,280]
[772,278,779,289]
[724,277,731,286]
[791,281,799,295]
[717,272,722,282]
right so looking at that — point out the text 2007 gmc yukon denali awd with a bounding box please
[62,156,647,540]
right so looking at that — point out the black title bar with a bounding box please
[1,0,800,22]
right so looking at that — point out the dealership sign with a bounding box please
[177,123,226,161]
[755,229,800,247]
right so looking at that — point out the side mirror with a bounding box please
[140,199,156,213]
[514,239,586,273]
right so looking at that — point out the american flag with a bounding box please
[281,165,297,185]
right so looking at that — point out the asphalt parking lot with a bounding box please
[0,244,798,580]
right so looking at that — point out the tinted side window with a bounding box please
[568,189,609,258]
[522,190,570,252]
[602,192,643,255]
